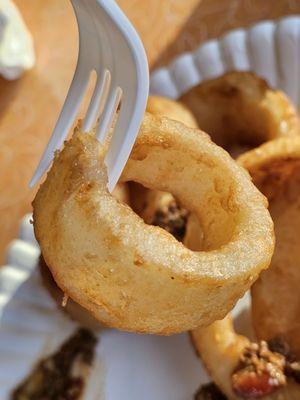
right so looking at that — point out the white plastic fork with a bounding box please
[30,0,149,192]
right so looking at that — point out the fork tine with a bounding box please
[82,69,111,132]
[96,86,123,143]
[104,102,142,192]
[29,68,90,187]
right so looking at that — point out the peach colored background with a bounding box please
[0,0,300,263]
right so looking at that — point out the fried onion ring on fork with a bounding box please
[33,113,273,334]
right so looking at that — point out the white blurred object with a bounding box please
[0,0,35,80]
[150,15,300,108]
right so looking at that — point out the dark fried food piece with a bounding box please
[152,198,189,241]
[195,383,227,399]
[12,329,97,400]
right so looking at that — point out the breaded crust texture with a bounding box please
[33,113,273,334]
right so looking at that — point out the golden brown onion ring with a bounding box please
[33,113,273,334]
[238,136,300,358]
[180,71,300,156]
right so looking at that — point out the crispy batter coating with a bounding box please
[192,317,300,400]
[33,113,273,334]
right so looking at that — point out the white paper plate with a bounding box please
[150,15,300,108]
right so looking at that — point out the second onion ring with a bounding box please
[239,136,300,358]
[180,71,300,157]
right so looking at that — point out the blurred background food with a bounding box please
[1,0,300,264]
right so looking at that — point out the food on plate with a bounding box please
[146,95,198,128]
[33,112,273,334]
[0,0,35,79]
[12,328,98,400]
[192,316,300,400]
[180,72,300,157]
[192,136,300,399]
[239,136,300,358]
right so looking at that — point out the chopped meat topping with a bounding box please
[232,340,286,398]
[152,199,189,241]
[12,328,97,400]
[241,341,286,378]
[194,383,227,399]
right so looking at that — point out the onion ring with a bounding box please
[238,136,300,357]
[180,71,300,157]
[192,316,300,400]
[192,136,300,399]
[33,113,273,334]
